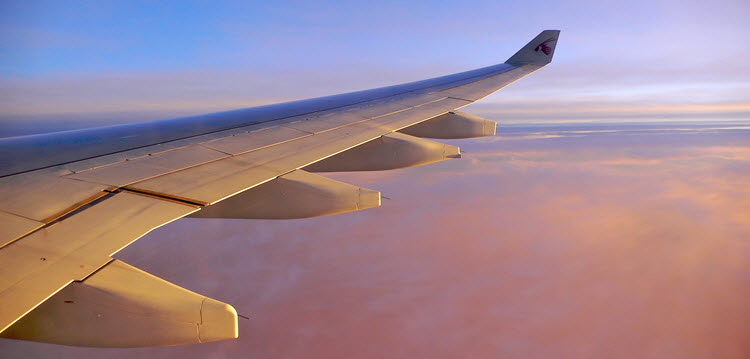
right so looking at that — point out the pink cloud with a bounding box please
[2,125,748,358]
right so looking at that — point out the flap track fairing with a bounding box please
[304,132,460,172]
[399,111,496,139]
[0,260,238,347]
[188,169,380,219]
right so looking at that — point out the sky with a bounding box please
[1,1,749,358]
[0,0,749,134]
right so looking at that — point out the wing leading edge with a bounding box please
[0,30,560,346]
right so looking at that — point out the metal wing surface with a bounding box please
[0,30,560,347]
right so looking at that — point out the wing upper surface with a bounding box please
[0,30,560,338]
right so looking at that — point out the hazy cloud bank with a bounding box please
[3,122,748,359]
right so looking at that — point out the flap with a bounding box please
[0,191,197,332]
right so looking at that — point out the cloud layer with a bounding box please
[2,122,748,358]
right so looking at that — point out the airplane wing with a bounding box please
[0,30,560,347]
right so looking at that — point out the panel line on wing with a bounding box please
[436,65,520,92]
[0,211,44,250]
[40,188,115,224]
[119,187,206,207]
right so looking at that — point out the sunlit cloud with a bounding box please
[466,100,750,124]
[2,121,748,359]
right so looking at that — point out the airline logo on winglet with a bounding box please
[534,38,555,55]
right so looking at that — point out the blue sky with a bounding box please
[1,0,748,127]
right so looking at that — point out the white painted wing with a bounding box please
[0,30,560,346]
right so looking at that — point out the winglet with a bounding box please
[505,30,560,66]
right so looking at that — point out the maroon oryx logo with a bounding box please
[534,38,555,55]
